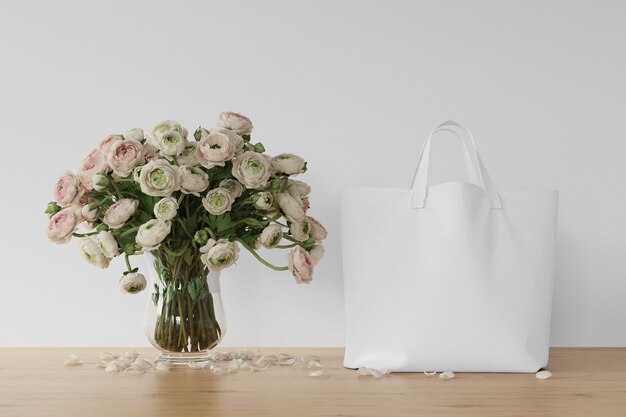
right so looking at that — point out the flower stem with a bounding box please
[72,231,99,238]
[124,253,132,272]
[236,239,289,271]
[276,243,297,249]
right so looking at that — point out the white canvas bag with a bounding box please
[341,121,558,372]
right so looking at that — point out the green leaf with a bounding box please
[183,249,193,267]
[152,284,160,306]
[242,134,251,142]
[165,284,176,304]
[215,213,233,233]
[187,281,197,303]
[270,177,288,193]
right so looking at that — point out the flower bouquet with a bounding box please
[45,112,326,362]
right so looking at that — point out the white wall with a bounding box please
[1,0,624,347]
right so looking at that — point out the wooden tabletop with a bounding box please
[1,347,625,417]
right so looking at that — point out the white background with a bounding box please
[1,0,625,347]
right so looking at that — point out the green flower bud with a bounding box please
[253,142,265,153]
[44,202,61,216]
[92,174,110,191]
[194,229,209,246]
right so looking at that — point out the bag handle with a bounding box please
[410,120,502,209]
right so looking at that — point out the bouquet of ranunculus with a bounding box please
[45,112,326,355]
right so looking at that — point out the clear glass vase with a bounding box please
[143,251,226,364]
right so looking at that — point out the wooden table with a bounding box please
[1,348,625,417]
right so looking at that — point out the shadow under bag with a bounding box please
[341,120,559,372]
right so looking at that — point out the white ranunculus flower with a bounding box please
[254,191,274,210]
[212,127,245,154]
[271,153,306,176]
[147,120,188,157]
[231,151,272,189]
[307,216,327,241]
[309,244,325,265]
[95,230,119,258]
[103,198,139,229]
[135,219,172,251]
[289,220,310,241]
[139,160,180,197]
[157,130,187,157]
[108,139,144,178]
[219,179,244,199]
[196,129,237,169]
[217,111,253,136]
[153,197,179,221]
[120,272,147,294]
[260,224,283,249]
[288,179,311,197]
[202,188,234,215]
[200,239,240,272]
[179,165,209,196]
[124,128,144,142]
[78,237,110,269]
[132,166,143,183]
[275,192,306,222]
[177,142,199,166]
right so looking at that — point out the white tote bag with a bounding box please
[341,120,558,372]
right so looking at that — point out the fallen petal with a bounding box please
[123,365,146,375]
[279,358,296,366]
[424,371,437,376]
[536,370,552,380]
[439,371,455,380]
[100,352,118,361]
[132,358,154,370]
[213,352,232,361]
[210,364,231,375]
[371,369,390,379]
[154,362,171,372]
[105,363,121,372]
[357,368,372,376]
[122,351,139,361]
[63,354,82,366]
[307,360,322,369]
[250,364,270,372]
[309,370,329,378]
[302,355,320,362]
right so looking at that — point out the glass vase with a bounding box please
[143,251,226,364]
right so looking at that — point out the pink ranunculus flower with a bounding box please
[53,171,81,206]
[77,149,109,188]
[307,216,327,241]
[287,246,314,284]
[108,139,144,178]
[196,129,237,169]
[46,208,81,244]
[103,198,139,229]
[99,134,123,153]
[302,197,310,212]
[143,142,159,161]
[81,203,98,222]
[217,111,253,136]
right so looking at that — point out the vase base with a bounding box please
[155,352,213,365]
